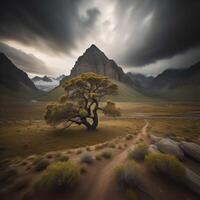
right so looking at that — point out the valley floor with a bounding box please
[0,101,200,200]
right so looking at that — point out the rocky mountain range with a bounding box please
[0,44,199,101]
[70,44,133,85]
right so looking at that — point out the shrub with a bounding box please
[76,149,83,154]
[115,161,142,189]
[103,101,121,117]
[126,134,133,140]
[124,143,128,147]
[45,153,54,159]
[86,146,91,151]
[101,150,112,159]
[80,153,93,164]
[34,161,80,192]
[128,143,148,161]
[34,158,49,171]
[145,152,186,182]
[59,155,69,162]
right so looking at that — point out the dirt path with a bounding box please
[88,121,149,200]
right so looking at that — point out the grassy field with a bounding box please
[148,119,200,144]
[0,101,199,159]
[0,119,144,159]
[0,101,200,200]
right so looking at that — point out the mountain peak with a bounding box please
[85,44,103,54]
[70,44,133,84]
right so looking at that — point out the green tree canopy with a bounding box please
[45,73,118,130]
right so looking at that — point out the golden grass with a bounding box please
[148,119,200,144]
[0,119,144,159]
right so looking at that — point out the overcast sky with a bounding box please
[0,0,200,77]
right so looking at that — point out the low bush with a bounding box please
[118,145,123,150]
[34,161,80,192]
[34,158,49,171]
[101,150,112,159]
[59,155,69,162]
[45,153,54,159]
[76,149,83,154]
[126,134,134,140]
[128,143,148,161]
[115,161,142,189]
[80,153,93,164]
[145,152,186,182]
[86,146,91,151]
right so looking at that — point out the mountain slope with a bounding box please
[127,72,154,88]
[0,53,41,100]
[141,61,200,101]
[39,79,151,102]
[150,62,200,89]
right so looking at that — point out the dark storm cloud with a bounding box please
[0,42,49,75]
[0,0,100,54]
[116,0,200,66]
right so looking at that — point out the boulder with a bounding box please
[149,135,162,144]
[148,144,159,154]
[156,138,184,160]
[179,141,200,162]
[185,168,200,196]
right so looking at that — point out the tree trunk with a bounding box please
[89,109,98,131]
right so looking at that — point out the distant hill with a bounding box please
[0,53,41,100]
[126,72,154,88]
[150,62,200,89]
[140,62,200,101]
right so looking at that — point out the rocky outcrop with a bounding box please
[70,44,133,85]
[185,168,200,196]
[148,144,159,153]
[179,141,200,162]
[156,138,184,160]
[149,135,162,144]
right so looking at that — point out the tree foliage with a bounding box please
[103,101,121,117]
[45,73,118,130]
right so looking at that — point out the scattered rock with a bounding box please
[148,144,159,153]
[185,168,200,196]
[149,135,162,144]
[179,141,200,162]
[156,138,184,160]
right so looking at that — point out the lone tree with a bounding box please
[45,73,118,131]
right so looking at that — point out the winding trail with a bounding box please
[88,120,149,200]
